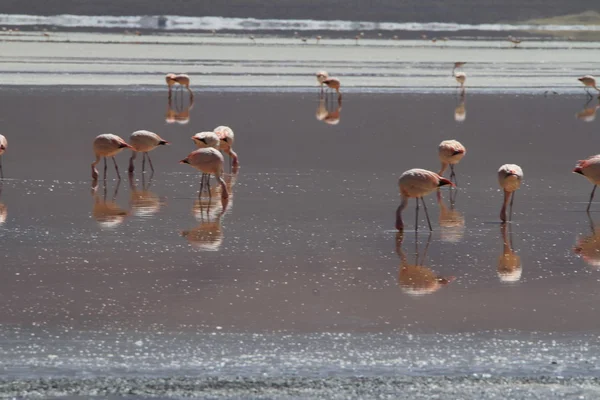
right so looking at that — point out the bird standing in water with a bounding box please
[0,134,7,178]
[128,130,169,174]
[438,139,466,184]
[578,75,600,98]
[180,148,229,199]
[574,155,600,211]
[498,164,523,222]
[91,134,133,181]
[396,168,454,231]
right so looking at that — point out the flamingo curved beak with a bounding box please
[574,167,584,175]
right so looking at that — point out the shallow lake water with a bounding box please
[3,86,600,397]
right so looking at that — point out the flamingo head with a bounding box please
[438,177,455,187]
[159,140,170,146]
[0,144,5,151]
[118,142,134,150]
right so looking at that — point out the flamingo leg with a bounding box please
[509,190,515,220]
[395,196,407,231]
[199,173,206,195]
[217,176,229,199]
[146,153,154,173]
[450,164,457,186]
[128,151,136,173]
[141,153,146,173]
[103,157,107,181]
[500,190,510,222]
[421,197,433,231]
[0,156,3,179]
[415,197,420,231]
[112,156,121,180]
[587,185,597,212]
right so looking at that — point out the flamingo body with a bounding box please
[323,77,341,93]
[454,72,466,86]
[578,75,599,91]
[498,164,523,222]
[438,139,466,178]
[180,148,229,199]
[91,134,133,180]
[192,131,220,148]
[396,168,453,231]
[0,134,6,156]
[130,130,168,153]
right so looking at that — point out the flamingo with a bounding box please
[574,155,600,211]
[316,35,322,44]
[0,134,6,178]
[508,36,521,47]
[396,168,454,231]
[438,139,466,184]
[166,73,193,99]
[91,134,133,181]
[180,148,229,199]
[214,126,239,168]
[498,164,523,222]
[316,70,328,88]
[191,131,221,186]
[452,61,466,75]
[454,71,466,94]
[323,77,342,98]
[128,130,169,174]
[578,75,600,97]
[192,131,220,149]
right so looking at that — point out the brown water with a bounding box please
[0,88,599,336]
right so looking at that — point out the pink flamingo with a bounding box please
[396,168,454,231]
[0,134,6,178]
[498,164,523,222]
[91,134,133,180]
[574,155,600,211]
[180,148,229,199]
[214,126,239,168]
[578,75,600,98]
[438,139,466,184]
[128,130,169,173]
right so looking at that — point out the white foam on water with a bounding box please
[1,14,600,32]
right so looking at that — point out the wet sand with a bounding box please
[3,33,600,397]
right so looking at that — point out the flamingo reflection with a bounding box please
[454,92,466,122]
[0,181,6,225]
[165,92,194,125]
[497,223,522,282]
[573,213,600,269]
[92,180,128,229]
[396,231,455,295]
[576,97,600,122]
[182,173,236,251]
[436,190,465,243]
[128,172,164,218]
[316,94,342,125]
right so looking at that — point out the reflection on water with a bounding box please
[182,172,236,251]
[165,92,194,125]
[128,172,163,218]
[576,97,600,122]
[454,92,466,122]
[574,213,600,269]
[0,182,6,225]
[436,190,465,243]
[315,94,342,125]
[92,180,128,229]
[396,231,455,295]
[497,223,522,283]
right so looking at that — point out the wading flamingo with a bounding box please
[578,75,600,97]
[454,71,466,95]
[323,77,342,98]
[438,139,466,184]
[498,164,523,222]
[180,148,229,199]
[166,73,193,99]
[214,126,239,168]
[192,131,221,186]
[0,134,6,178]
[91,134,133,181]
[574,155,600,211]
[128,130,169,174]
[508,36,521,47]
[452,61,466,75]
[396,168,454,231]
